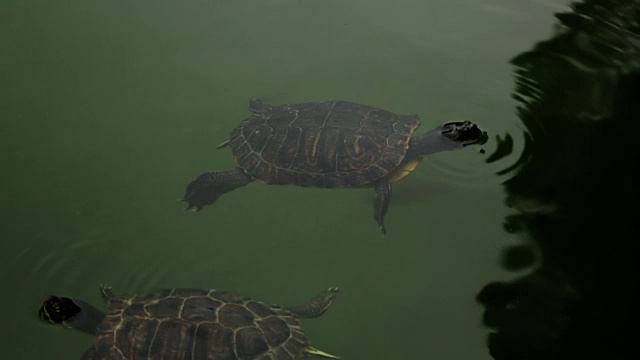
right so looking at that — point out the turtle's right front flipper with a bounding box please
[182,168,253,211]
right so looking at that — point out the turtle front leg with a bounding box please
[182,168,254,211]
[285,287,339,318]
[373,180,392,234]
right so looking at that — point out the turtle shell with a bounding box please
[227,100,420,188]
[92,288,311,360]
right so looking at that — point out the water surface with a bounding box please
[3,0,638,359]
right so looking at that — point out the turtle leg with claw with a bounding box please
[286,288,342,359]
[182,168,254,211]
[285,287,339,318]
[373,180,392,234]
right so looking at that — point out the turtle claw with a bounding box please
[184,203,202,212]
[179,196,203,212]
[314,287,339,300]
[100,284,114,300]
[177,197,200,211]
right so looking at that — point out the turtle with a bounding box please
[183,99,486,233]
[39,285,340,360]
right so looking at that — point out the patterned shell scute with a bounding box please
[228,100,421,188]
[94,288,308,360]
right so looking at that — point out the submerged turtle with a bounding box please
[183,100,486,233]
[39,285,340,359]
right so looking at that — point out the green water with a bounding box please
[3,0,638,359]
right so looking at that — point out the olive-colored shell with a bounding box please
[227,100,420,187]
[94,288,309,360]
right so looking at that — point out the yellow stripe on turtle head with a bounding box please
[39,305,54,323]
[388,157,423,182]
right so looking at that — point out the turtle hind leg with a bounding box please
[285,287,339,318]
[373,180,393,234]
[182,168,253,211]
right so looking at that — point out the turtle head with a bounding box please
[410,121,487,157]
[440,121,488,146]
[39,296,81,326]
[39,296,105,335]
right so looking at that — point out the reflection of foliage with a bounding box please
[512,0,640,122]
[477,270,578,359]
[477,1,640,359]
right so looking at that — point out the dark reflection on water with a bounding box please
[477,1,639,359]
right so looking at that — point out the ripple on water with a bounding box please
[117,257,172,295]
[20,226,174,306]
[22,229,111,295]
[425,119,532,188]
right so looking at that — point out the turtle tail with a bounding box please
[304,346,342,359]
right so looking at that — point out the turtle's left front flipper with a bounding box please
[182,168,253,211]
[373,180,392,234]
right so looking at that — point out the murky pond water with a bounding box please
[2,0,638,359]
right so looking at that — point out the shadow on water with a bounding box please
[476,1,639,359]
